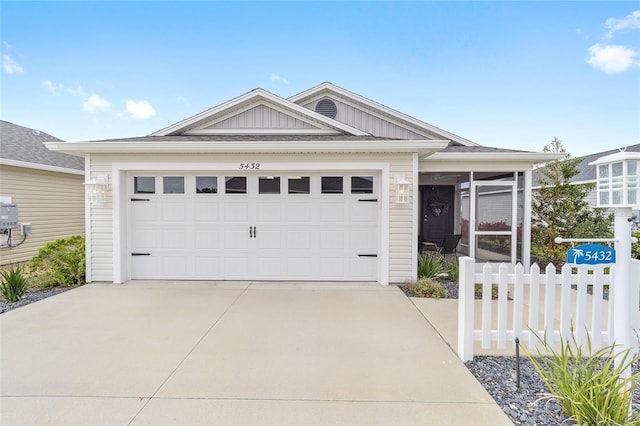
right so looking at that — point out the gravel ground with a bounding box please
[0,286,77,314]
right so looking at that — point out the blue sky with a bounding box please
[1,1,638,157]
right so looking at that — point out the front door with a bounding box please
[419,185,454,245]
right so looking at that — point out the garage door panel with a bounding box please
[194,257,220,277]
[319,257,345,279]
[195,230,220,249]
[286,257,313,277]
[285,203,314,222]
[320,231,344,249]
[256,257,283,278]
[257,203,282,222]
[257,230,282,249]
[131,229,159,251]
[223,229,249,250]
[224,203,249,222]
[350,203,378,223]
[348,230,377,250]
[223,257,249,279]
[348,257,377,279]
[163,230,187,249]
[195,203,219,222]
[319,203,345,222]
[287,230,312,249]
[162,202,187,222]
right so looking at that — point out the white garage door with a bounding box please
[129,172,379,281]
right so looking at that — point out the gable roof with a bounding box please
[288,82,479,147]
[0,120,84,173]
[152,88,368,137]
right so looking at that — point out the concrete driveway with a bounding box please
[0,282,511,425]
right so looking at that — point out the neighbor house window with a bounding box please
[351,176,373,194]
[163,176,185,194]
[288,176,310,194]
[196,176,217,194]
[225,176,247,194]
[134,176,155,194]
[321,176,343,194]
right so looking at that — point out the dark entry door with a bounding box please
[419,185,454,245]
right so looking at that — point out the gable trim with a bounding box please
[152,88,368,137]
[196,100,339,133]
[184,129,342,135]
[289,82,479,146]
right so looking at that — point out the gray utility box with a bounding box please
[0,203,18,229]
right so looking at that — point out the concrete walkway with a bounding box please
[0,282,512,425]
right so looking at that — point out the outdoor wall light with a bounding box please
[84,175,111,204]
[591,149,640,209]
[395,176,411,204]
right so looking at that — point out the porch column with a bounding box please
[523,170,532,270]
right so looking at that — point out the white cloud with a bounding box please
[270,73,289,84]
[2,54,23,74]
[125,100,156,119]
[604,10,640,40]
[83,94,111,113]
[41,80,63,94]
[67,85,87,96]
[586,43,638,73]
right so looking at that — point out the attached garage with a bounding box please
[129,172,379,281]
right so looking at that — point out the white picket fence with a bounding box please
[457,257,640,362]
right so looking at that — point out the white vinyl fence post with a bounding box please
[458,257,476,361]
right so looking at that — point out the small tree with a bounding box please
[532,138,613,267]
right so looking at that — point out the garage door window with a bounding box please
[259,176,280,194]
[163,177,185,194]
[321,176,343,194]
[288,176,310,194]
[196,176,217,194]
[351,176,374,194]
[225,176,247,194]
[134,176,155,194]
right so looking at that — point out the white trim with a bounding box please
[111,161,390,285]
[411,153,419,280]
[0,158,84,175]
[288,82,479,147]
[151,89,369,137]
[523,170,532,270]
[85,155,92,283]
[45,139,450,156]
[184,129,342,135]
[426,151,563,163]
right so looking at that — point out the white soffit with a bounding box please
[152,88,368,137]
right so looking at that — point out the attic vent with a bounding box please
[315,99,337,119]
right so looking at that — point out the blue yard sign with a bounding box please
[566,244,616,268]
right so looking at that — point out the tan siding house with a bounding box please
[48,82,559,284]
[0,121,85,266]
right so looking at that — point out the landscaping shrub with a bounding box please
[408,278,447,299]
[633,231,640,260]
[524,330,640,425]
[417,252,443,278]
[0,265,29,303]
[30,235,86,288]
[445,258,459,281]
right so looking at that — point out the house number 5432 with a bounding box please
[239,163,260,170]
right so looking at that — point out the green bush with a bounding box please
[633,231,640,260]
[0,265,29,303]
[408,278,447,299]
[474,283,498,299]
[445,259,459,281]
[30,235,86,288]
[417,252,443,279]
[524,330,640,425]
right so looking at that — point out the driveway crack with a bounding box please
[126,282,251,425]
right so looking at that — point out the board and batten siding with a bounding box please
[207,105,316,129]
[0,165,85,266]
[303,98,426,140]
[87,152,416,284]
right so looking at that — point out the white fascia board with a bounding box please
[184,129,342,135]
[421,152,564,172]
[45,139,449,155]
[0,158,84,175]
[152,88,368,137]
[425,151,563,163]
[289,82,479,146]
[589,151,640,166]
